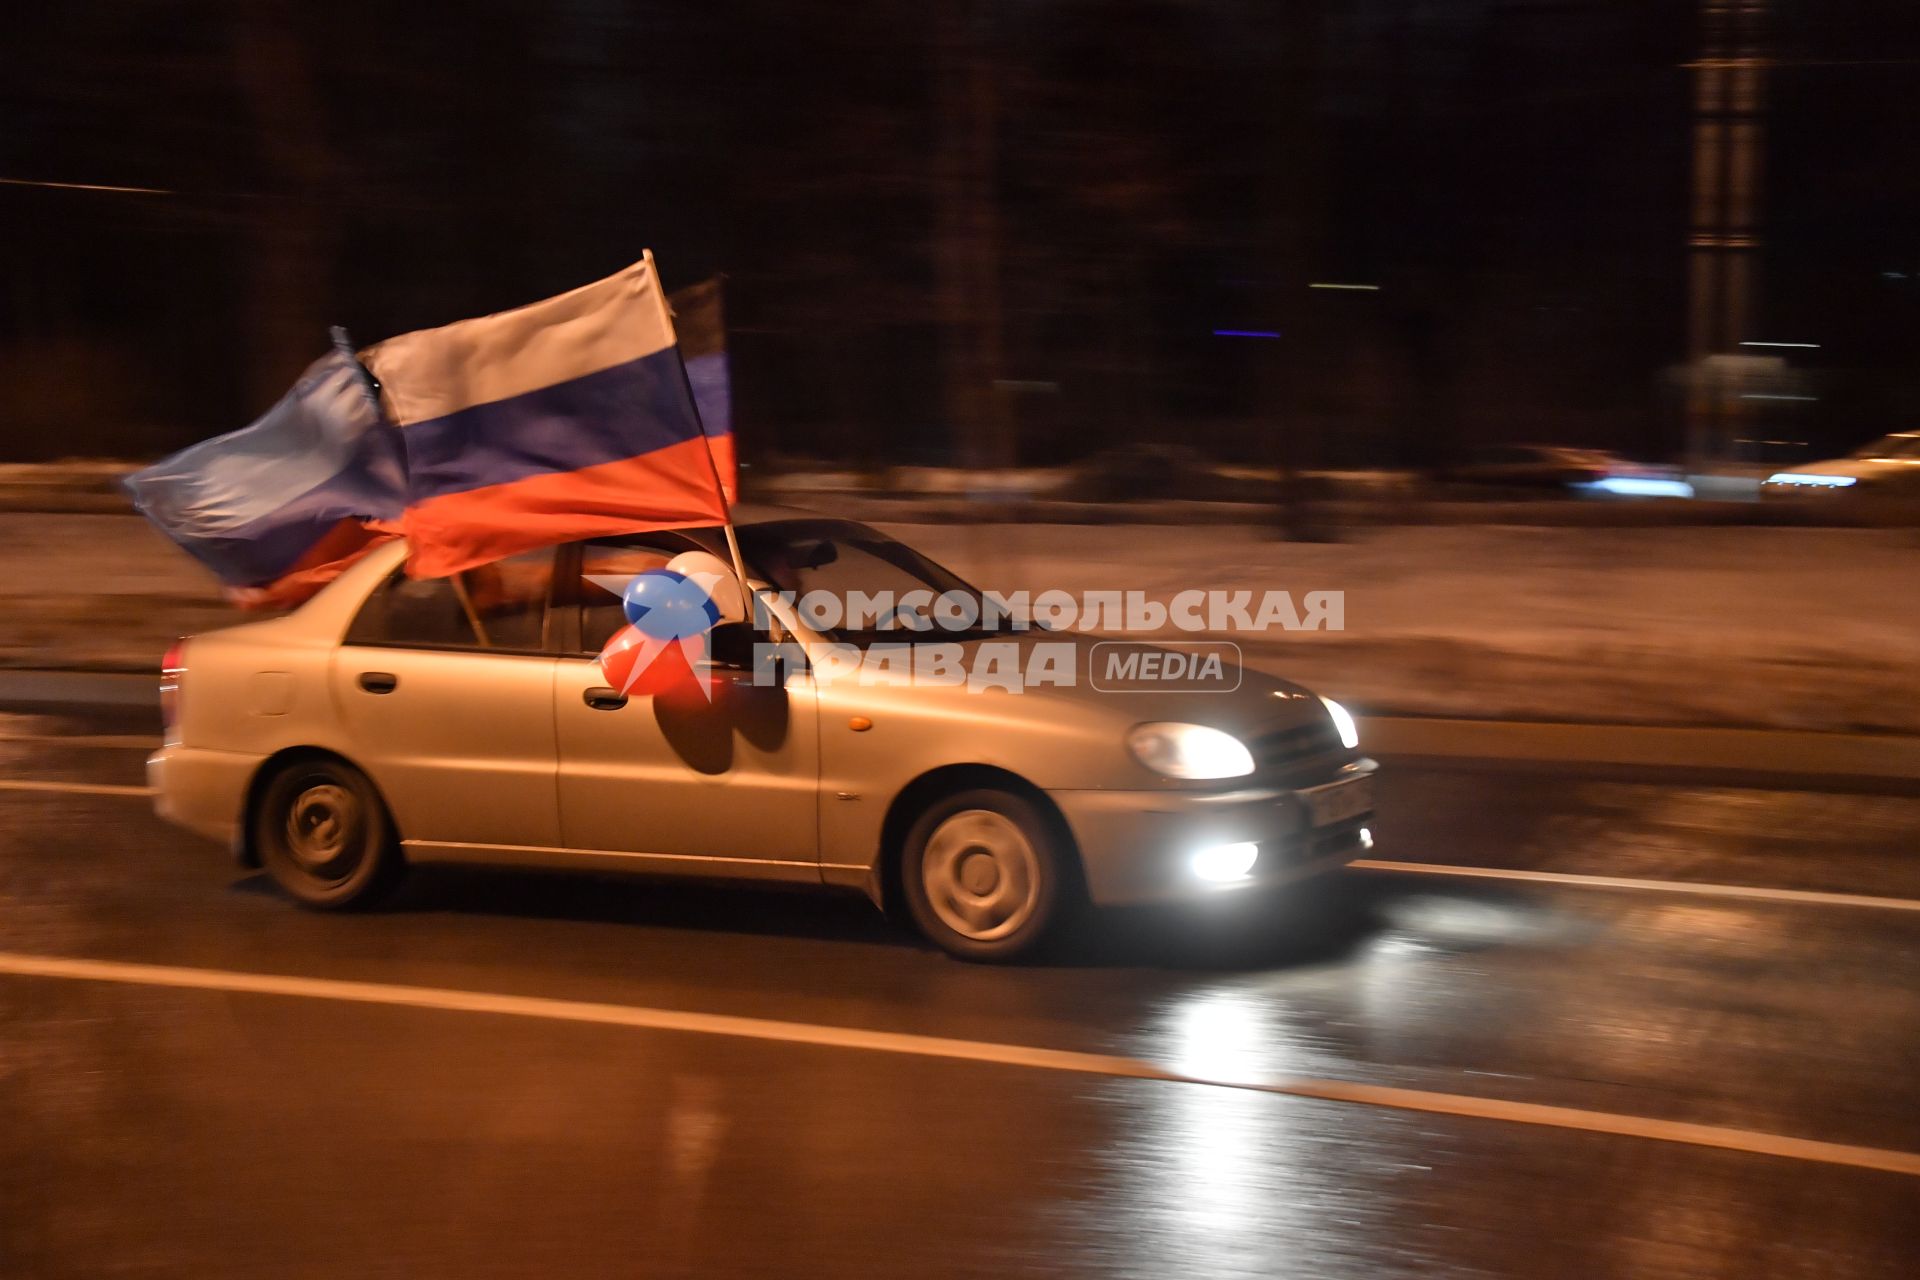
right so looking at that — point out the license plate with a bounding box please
[1301,775,1375,827]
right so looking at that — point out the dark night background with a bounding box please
[2,0,1916,470]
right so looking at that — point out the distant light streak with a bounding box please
[1578,477,1696,499]
[1686,57,1920,69]
[0,176,174,196]
[1307,282,1380,291]
[1740,393,1818,402]
[1212,329,1282,339]
[1739,341,1820,349]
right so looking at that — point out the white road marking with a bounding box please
[1,950,1915,1177]
[1352,858,1920,913]
[0,176,174,195]
[0,778,151,797]
[1267,1079,1920,1175]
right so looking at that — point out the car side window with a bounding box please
[572,536,784,671]
[573,535,710,654]
[705,620,758,670]
[347,548,557,652]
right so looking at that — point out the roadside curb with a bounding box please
[0,671,158,708]
[1361,716,1920,782]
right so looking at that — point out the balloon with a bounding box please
[621,568,720,640]
[597,623,706,696]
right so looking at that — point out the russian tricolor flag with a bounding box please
[362,254,736,580]
[123,335,406,607]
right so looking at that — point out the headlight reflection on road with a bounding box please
[1376,892,1580,950]
[1154,992,1305,1250]
[1357,893,1590,1033]
[1085,989,1401,1270]
[1165,989,1293,1088]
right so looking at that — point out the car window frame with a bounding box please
[342,550,565,658]
[731,517,1012,650]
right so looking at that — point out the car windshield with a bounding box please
[735,518,1017,647]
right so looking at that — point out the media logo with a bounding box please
[593,568,721,697]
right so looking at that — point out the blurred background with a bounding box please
[6,12,1920,1277]
[3,0,1917,476]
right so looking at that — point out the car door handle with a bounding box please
[357,671,399,694]
[583,686,629,711]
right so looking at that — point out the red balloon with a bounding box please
[598,624,705,696]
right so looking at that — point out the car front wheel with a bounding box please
[253,757,402,909]
[902,789,1069,961]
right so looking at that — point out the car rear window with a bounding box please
[346,548,556,652]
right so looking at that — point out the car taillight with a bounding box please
[160,639,187,734]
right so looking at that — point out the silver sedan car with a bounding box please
[148,508,1377,960]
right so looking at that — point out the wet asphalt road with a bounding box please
[1,707,1917,1278]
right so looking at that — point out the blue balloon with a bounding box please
[621,568,721,640]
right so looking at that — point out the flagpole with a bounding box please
[682,360,757,631]
[648,251,759,634]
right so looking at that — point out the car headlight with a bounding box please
[1126,723,1255,780]
[1319,696,1360,750]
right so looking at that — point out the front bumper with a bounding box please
[1052,757,1379,907]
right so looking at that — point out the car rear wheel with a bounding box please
[254,757,402,909]
[902,789,1068,961]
